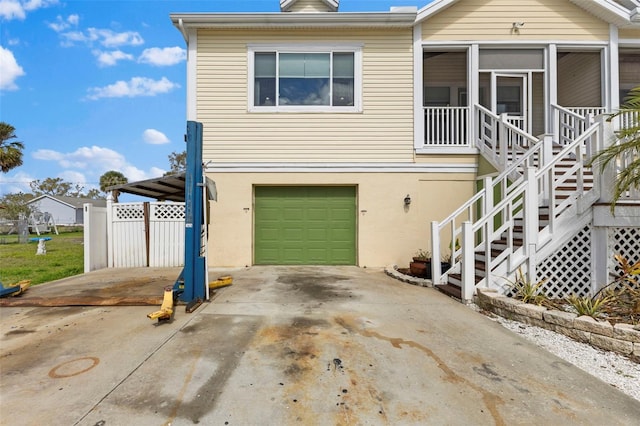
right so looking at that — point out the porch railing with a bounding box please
[476,104,540,173]
[615,110,640,202]
[424,106,470,146]
[552,104,603,146]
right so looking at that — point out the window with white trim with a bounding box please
[249,45,362,112]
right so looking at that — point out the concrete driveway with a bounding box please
[1,266,639,425]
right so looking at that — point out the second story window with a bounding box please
[250,45,361,112]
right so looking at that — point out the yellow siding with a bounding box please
[287,0,332,12]
[619,29,640,39]
[197,28,414,163]
[421,0,609,41]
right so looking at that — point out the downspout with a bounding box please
[177,18,188,44]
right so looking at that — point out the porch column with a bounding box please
[608,24,620,111]
[591,225,609,294]
[413,25,424,149]
[548,44,557,135]
[469,44,479,148]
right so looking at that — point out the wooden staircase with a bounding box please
[435,141,596,300]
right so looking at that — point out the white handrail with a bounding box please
[432,110,604,299]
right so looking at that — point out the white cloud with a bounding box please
[33,145,163,183]
[93,49,134,67]
[86,77,179,100]
[48,14,79,32]
[0,0,57,21]
[57,27,143,48]
[32,149,64,161]
[58,170,86,185]
[87,28,143,48]
[0,170,35,196]
[0,46,25,91]
[138,47,186,66]
[143,129,170,145]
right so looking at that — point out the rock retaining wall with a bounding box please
[476,288,640,358]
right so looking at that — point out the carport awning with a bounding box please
[108,173,185,202]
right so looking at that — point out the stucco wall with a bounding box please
[206,171,476,268]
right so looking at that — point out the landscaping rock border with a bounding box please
[476,288,640,358]
[385,265,432,288]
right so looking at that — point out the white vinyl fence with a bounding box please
[84,200,185,272]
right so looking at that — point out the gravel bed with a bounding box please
[482,310,640,402]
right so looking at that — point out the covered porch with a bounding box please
[417,45,638,150]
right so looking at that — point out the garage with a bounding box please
[254,186,357,265]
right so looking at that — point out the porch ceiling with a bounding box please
[108,173,185,202]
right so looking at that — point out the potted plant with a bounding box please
[410,249,431,277]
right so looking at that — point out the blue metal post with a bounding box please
[176,121,206,304]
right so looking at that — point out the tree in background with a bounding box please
[85,189,104,199]
[30,177,80,197]
[590,85,640,212]
[165,150,186,176]
[99,170,128,202]
[0,122,25,173]
[0,192,35,220]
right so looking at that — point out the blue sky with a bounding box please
[0,0,423,199]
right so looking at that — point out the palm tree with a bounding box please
[99,170,128,202]
[590,86,640,212]
[0,122,24,173]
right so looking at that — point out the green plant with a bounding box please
[505,267,548,305]
[413,249,431,261]
[588,85,640,213]
[567,294,612,319]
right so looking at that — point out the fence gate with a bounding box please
[110,202,185,268]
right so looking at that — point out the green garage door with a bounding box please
[254,186,356,265]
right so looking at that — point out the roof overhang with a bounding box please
[170,11,417,30]
[416,0,637,27]
[108,173,186,202]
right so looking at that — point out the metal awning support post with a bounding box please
[174,121,206,310]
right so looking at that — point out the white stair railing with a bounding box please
[455,120,603,300]
[432,106,604,301]
[552,104,600,147]
[476,105,539,172]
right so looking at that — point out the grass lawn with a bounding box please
[0,231,84,286]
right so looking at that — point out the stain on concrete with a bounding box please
[335,316,507,426]
[276,273,354,302]
[473,363,503,382]
[112,314,261,425]
[4,328,36,336]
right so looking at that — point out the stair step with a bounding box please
[448,272,482,284]
[436,283,462,300]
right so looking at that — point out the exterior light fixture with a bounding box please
[511,22,524,33]
[404,194,411,206]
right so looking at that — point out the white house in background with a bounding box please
[27,195,106,226]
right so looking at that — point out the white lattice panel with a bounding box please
[537,226,592,298]
[151,203,185,220]
[608,227,640,289]
[114,204,144,221]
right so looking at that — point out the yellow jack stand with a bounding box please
[147,287,174,322]
[210,275,233,290]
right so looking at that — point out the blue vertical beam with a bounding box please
[179,120,206,303]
